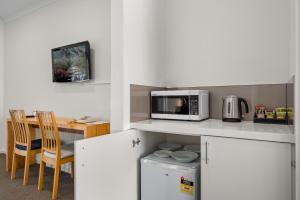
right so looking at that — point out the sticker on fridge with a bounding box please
[180,177,194,195]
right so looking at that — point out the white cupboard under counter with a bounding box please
[75,119,295,200]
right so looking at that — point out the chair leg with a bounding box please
[52,160,61,200]
[38,158,45,191]
[11,153,18,180]
[71,162,74,178]
[23,153,30,185]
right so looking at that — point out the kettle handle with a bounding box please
[239,98,249,113]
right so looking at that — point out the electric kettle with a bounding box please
[222,95,249,122]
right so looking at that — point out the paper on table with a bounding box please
[86,121,109,125]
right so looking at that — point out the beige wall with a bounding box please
[130,85,164,122]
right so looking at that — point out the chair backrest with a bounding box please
[9,109,31,148]
[36,111,61,155]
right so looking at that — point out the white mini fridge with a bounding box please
[141,154,200,200]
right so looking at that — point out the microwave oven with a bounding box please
[151,90,209,121]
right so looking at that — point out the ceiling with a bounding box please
[0,0,55,22]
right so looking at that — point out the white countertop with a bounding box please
[131,119,295,143]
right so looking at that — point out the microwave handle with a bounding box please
[189,96,191,115]
[164,96,167,112]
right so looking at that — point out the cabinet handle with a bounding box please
[132,138,141,148]
[205,141,209,164]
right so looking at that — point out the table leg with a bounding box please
[6,121,14,171]
[29,127,37,164]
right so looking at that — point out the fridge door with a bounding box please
[141,158,199,200]
[141,160,169,200]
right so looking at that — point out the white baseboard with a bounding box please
[0,149,6,154]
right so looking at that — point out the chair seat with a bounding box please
[16,139,42,151]
[44,143,74,159]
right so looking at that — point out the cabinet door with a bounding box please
[75,129,160,200]
[201,136,292,200]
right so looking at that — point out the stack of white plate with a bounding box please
[158,143,182,151]
[153,143,199,163]
[153,150,172,158]
[171,151,199,163]
[184,144,200,154]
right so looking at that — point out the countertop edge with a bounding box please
[131,120,295,144]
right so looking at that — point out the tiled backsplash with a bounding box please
[130,85,164,122]
[175,84,287,121]
[130,83,293,122]
[286,76,295,125]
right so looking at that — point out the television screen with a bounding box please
[52,41,91,82]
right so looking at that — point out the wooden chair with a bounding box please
[36,111,74,200]
[9,109,42,185]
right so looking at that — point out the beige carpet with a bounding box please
[0,154,74,200]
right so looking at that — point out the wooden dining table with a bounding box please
[6,117,110,171]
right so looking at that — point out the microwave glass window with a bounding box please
[152,96,165,114]
[152,96,190,115]
[165,96,189,115]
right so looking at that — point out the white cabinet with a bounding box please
[75,129,164,200]
[201,136,292,200]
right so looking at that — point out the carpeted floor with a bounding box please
[0,154,74,200]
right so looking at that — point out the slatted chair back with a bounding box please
[36,111,61,155]
[9,110,31,148]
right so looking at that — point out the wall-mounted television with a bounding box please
[52,41,91,82]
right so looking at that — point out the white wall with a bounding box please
[295,0,300,198]
[290,0,297,79]
[110,0,125,132]
[2,0,295,135]
[161,0,294,87]
[111,0,295,130]
[110,0,163,131]
[4,0,111,145]
[0,20,4,152]
[124,0,163,87]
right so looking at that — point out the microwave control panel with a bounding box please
[190,95,199,115]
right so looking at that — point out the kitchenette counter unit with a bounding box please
[131,119,295,143]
